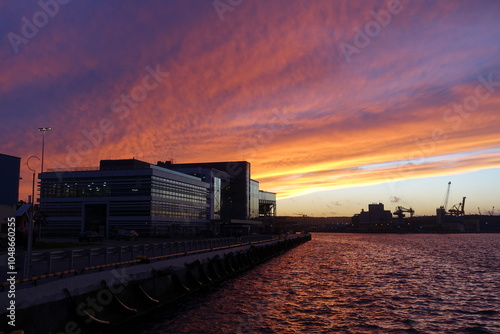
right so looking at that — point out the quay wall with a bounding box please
[1,234,311,334]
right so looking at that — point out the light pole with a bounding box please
[38,127,51,173]
[26,155,40,277]
[38,127,51,241]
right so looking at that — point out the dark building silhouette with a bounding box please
[0,153,21,235]
[352,203,392,225]
[0,153,21,206]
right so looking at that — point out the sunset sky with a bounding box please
[1,0,499,217]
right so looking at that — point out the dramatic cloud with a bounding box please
[1,0,499,215]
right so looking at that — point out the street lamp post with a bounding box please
[38,127,51,173]
[38,127,51,241]
[26,156,40,277]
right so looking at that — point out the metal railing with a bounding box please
[27,235,274,277]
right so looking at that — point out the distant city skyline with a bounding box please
[1,1,499,217]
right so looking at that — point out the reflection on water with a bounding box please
[131,233,500,333]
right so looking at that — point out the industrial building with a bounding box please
[355,203,392,224]
[351,203,393,231]
[39,159,276,238]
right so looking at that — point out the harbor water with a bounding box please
[125,233,500,333]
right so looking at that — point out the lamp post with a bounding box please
[38,127,51,173]
[26,155,40,277]
[38,127,51,241]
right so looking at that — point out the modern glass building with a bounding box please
[164,161,253,221]
[40,158,277,238]
[39,159,210,237]
[156,163,231,222]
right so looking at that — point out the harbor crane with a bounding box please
[441,181,451,210]
[393,206,415,219]
[488,206,495,216]
[448,197,466,216]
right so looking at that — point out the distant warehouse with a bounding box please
[39,159,276,238]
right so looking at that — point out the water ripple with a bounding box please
[130,233,500,334]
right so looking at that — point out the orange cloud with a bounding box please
[1,1,499,214]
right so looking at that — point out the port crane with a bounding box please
[441,181,452,210]
[393,206,415,219]
[448,197,466,216]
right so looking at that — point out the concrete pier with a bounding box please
[1,234,310,334]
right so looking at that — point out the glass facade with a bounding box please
[40,176,151,198]
[151,176,207,204]
[38,159,276,237]
[250,180,259,219]
[151,201,208,220]
[213,177,222,220]
[39,164,210,237]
